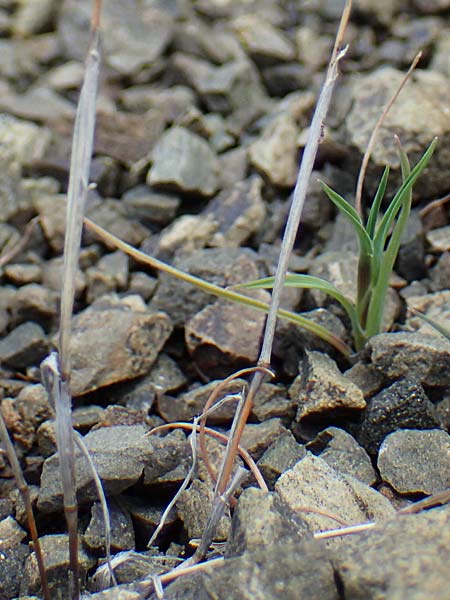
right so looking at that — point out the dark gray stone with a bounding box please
[307,427,377,485]
[256,433,307,489]
[0,544,29,600]
[230,14,295,65]
[369,332,450,387]
[122,186,180,226]
[84,500,135,553]
[241,419,290,461]
[0,322,48,369]
[357,378,441,454]
[378,429,450,495]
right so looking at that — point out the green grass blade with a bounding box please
[84,218,351,356]
[373,137,437,256]
[320,181,373,256]
[366,166,389,238]
[237,273,364,345]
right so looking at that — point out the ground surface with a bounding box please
[0,1,450,598]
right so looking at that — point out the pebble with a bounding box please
[147,126,219,197]
[122,186,180,226]
[378,429,450,495]
[257,432,307,489]
[289,351,366,422]
[369,332,450,386]
[0,322,48,370]
[84,500,135,553]
[357,377,441,454]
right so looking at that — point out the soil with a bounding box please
[0,1,450,599]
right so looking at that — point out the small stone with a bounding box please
[12,283,58,324]
[426,224,450,251]
[241,418,289,461]
[307,427,377,486]
[155,214,217,256]
[0,516,26,549]
[45,60,84,91]
[369,332,450,386]
[148,126,219,197]
[251,382,297,422]
[290,351,365,422]
[86,198,149,248]
[38,425,186,511]
[13,0,56,36]
[3,264,42,285]
[430,252,450,291]
[33,194,67,253]
[249,113,299,187]
[357,378,441,455]
[0,86,75,122]
[230,14,296,65]
[378,429,450,495]
[41,256,86,298]
[0,544,29,600]
[119,84,195,122]
[0,322,48,370]
[257,432,307,489]
[86,251,129,303]
[66,300,173,396]
[406,290,450,335]
[226,487,310,556]
[177,479,230,541]
[122,496,177,544]
[127,272,157,302]
[22,534,95,597]
[122,186,180,226]
[84,500,135,553]
[276,454,395,532]
[344,361,386,398]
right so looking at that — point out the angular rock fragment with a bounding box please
[378,429,450,495]
[66,300,173,396]
[276,454,395,532]
[290,351,365,421]
[177,479,230,541]
[84,500,135,553]
[148,126,219,197]
[257,432,307,489]
[369,332,450,386]
[307,427,377,486]
[0,322,48,369]
[357,378,441,454]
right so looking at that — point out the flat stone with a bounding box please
[37,425,186,511]
[257,432,307,489]
[59,1,173,76]
[147,126,219,197]
[66,300,173,396]
[119,84,195,122]
[0,544,29,600]
[3,264,42,285]
[230,14,296,65]
[344,361,386,398]
[86,198,149,248]
[378,429,450,495]
[276,454,395,533]
[249,113,299,187]
[22,534,95,598]
[357,378,441,455]
[0,86,75,122]
[122,186,180,226]
[405,290,450,336]
[86,251,129,303]
[307,427,377,486]
[331,505,450,600]
[241,418,289,461]
[0,516,26,549]
[289,351,365,421]
[0,322,48,370]
[177,479,231,541]
[12,0,56,36]
[251,382,297,422]
[84,500,135,553]
[426,224,450,251]
[369,332,450,386]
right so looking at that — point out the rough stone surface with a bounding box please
[331,506,450,600]
[22,534,95,598]
[290,351,366,421]
[67,299,173,396]
[307,427,377,486]
[276,454,395,532]
[378,429,450,495]
[405,290,450,335]
[0,516,26,548]
[84,500,135,553]
[241,418,290,461]
[357,378,441,455]
[147,126,219,197]
[0,544,29,600]
[0,321,48,369]
[37,425,187,511]
[369,332,450,386]
[256,433,307,489]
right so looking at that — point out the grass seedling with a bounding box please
[237,137,437,351]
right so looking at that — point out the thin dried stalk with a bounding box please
[354,51,422,216]
[0,410,50,600]
[213,0,352,502]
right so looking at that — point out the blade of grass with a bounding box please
[366,166,390,238]
[83,218,351,355]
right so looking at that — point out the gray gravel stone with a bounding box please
[357,378,441,454]
[307,427,377,486]
[290,351,365,421]
[331,505,450,600]
[0,544,29,600]
[12,283,58,324]
[276,454,395,532]
[378,429,450,495]
[122,186,180,226]
[0,516,26,548]
[84,500,135,553]
[256,432,307,489]
[147,126,219,197]
[37,425,186,511]
[369,332,450,386]
[66,300,173,396]
[0,322,48,369]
